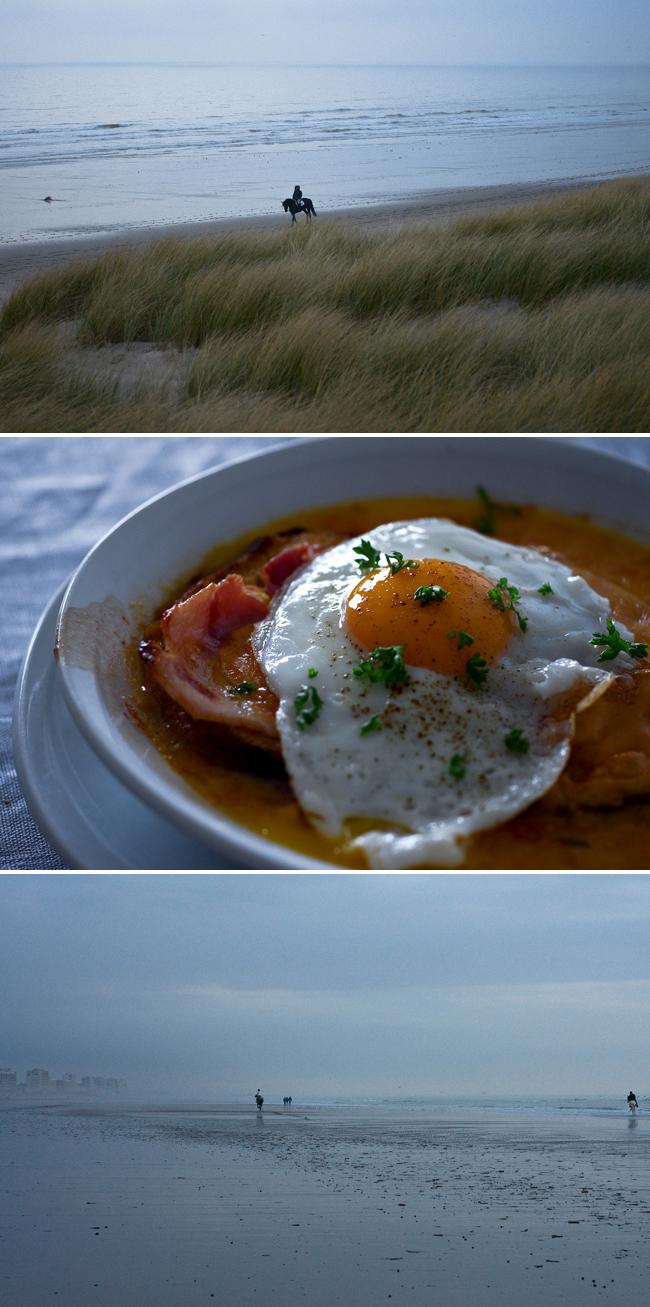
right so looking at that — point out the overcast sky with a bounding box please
[3,1,649,65]
[2,874,649,1099]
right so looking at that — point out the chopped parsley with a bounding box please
[447,629,475,649]
[537,582,554,596]
[353,538,382,572]
[466,652,489,690]
[589,619,648,663]
[353,644,408,688]
[475,485,498,536]
[504,728,530,754]
[448,753,466,780]
[294,683,323,730]
[308,667,319,678]
[486,576,528,632]
[227,682,258,696]
[414,584,449,606]
[360,715,382,736]
[385,550,418,576]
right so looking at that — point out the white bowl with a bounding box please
[55,436,650,870]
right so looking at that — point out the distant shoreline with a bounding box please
[0,174,635,306]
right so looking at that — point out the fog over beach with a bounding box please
[3,1099,649,1305]
[2,874,650,1303]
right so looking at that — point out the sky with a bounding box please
[3,1,649,65]
[2,874,649,1099]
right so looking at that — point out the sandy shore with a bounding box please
[2,1102,648,1305]
[0,177,613,307]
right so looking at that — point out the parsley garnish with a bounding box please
[385,550,418,576]
[475,485,498,536]
[414,584,448,606]
[447,629,475,649]
[505,728,530,754]
[353,539,382,572]
[353,645,408,688]
[537,582,554,596]
[308,667,318,678]
[466,652,489,690]
[360,715,382,736]
[486,577,528,632]
[589,619,648,663]
[448,754,466,780]
[227,682,258,695]
[294,684,323,729]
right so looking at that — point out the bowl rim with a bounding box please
[54,435,650,871]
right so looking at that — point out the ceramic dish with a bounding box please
[54,437,650,870]
[13,586,223,869]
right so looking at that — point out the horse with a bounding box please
[281,196,317,224]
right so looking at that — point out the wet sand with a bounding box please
[0,177,614,307]
[2,1102,648,1306]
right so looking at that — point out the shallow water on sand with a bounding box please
[2,1102,649,1305]
[1,63,649,242]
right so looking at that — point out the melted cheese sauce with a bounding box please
[132,497,650,870]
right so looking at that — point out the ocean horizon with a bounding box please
[1,62,649,243]
[4,1094,644,1120]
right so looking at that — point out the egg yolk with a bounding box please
[346,559,514,677]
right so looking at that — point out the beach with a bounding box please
[0,176,614,307]
[2,1101,649,1306]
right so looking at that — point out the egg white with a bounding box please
[254,520,628,868]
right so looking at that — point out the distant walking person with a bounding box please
[255,1089,264,1112]
[627,1090,639,1111]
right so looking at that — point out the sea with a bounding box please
[1,63,649,244]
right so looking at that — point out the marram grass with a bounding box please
[1,177,649,432]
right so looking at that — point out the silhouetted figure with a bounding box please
[627,1090,639,1111]
[281,196,317,224]
[292,185,303,205]
[255,1089,264,1112]
[288,1095,292,1105]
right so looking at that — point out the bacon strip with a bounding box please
[140,530,340,752]
[142,574,279,746]
[260,541,322,596]
[161,573,269,654]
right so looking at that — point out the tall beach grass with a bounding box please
[1,177,649,431]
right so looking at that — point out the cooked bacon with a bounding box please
[140,529,340,753]
[260,540,323,596]
[161,573,269,654]
[142,574,280,749]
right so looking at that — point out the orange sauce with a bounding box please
[132,497,650,870]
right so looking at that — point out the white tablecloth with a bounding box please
[1,436,647,870]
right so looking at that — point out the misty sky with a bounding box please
[2,875,649,1099]
[3,1,649,65]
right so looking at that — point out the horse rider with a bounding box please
[292,185,303,207]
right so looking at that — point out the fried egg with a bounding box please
[254,519,629,868]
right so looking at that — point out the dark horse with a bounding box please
[281,196,317,224]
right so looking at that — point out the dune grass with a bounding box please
[1,177,649,431]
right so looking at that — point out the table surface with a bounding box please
[1,435,648,872]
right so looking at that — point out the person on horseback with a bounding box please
[292,185,303,207]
